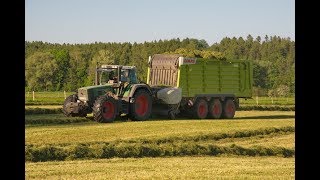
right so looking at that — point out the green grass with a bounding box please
[25,105,62,109]
[238,105,295,111]
[25,91,74,105]
[25,108,63,115]
[26,156,294,179]
[25,110,294,125]
[25,110,295,179]
[26,111,294,145]
[240,96,295,105]
[25,111,295,162]
[25,126,295,162]
[25,114,92,125]
[207,133,294,149]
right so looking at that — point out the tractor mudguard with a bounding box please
[128,84,152,98]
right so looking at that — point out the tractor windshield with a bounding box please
[98,69,132,84]
[97,66,138,85]
[99,69,117,85]
[121,69,140,83]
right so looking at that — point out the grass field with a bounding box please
[26,111,294,145]
[239,96,295,105]
[25,105,62,109]
[25,111,294,161]
[210,133,294,148]
[25,114,91,125]
[26,156,294,179]
[25,110,295,178]
[25,91,74,105]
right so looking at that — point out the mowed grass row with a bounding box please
[25,111,294,162]
[25,127,294,162]
[238,105,294,111]
[26,111,294,145]
[25,114,92,125]
[24,105,295,116]
[26,156,294,180]
[212,132,294,149]
[25,91,295,105]
[25,91,74,105]
[25,111,294,126]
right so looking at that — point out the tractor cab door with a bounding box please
[128,69,138,84]
[120,69,138,84]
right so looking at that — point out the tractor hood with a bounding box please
[78,84,114,103]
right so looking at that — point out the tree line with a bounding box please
[25,35,295,96]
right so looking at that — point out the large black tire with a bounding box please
[92,95,118,123]
[129,89,152,121]
[168,110,175,120]
[207,98,222,119]
[221,99,236,119]
[63,94,77,116]
[193,98,208,119]
[62,94,86,117]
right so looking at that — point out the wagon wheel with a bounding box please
[221,99,236,119]
[193,99,208,119]
[207,98,222,119]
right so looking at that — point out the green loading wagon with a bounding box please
[147,54,253,119]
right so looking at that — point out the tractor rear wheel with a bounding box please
[221,99,236,119]
[129,89,152,121]
[193,99,208,119]
[93,95,118,123]
[207,98,222,119]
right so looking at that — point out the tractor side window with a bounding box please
[129,70,138,83]
[121,70,130,82]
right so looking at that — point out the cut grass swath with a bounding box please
[25,126,294,162]
[25,156,295,180]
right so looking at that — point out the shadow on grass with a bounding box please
[120,114,295,122]
[25,113,295,126]
[234,115,295,120]
[112,115,294,123]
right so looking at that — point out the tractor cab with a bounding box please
[95,65,138,85]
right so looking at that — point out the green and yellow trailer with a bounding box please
[147,54,253,119]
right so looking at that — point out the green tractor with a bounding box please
[62,65,152,123]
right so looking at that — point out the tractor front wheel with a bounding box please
[63,94,77,117]
[62,94,87,117]
[93,95,118,123]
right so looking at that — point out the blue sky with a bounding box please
[25,0,295,45]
